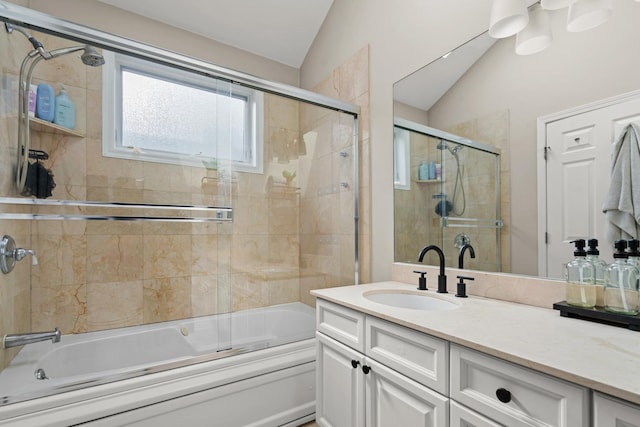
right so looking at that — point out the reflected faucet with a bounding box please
[3,328,61,348]
[418,245,447,293]
[458,243,476,269]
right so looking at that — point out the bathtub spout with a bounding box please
[3,328,61,349]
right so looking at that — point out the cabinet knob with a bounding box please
[351,360,360,369]
[362,365,371,375]
[496,388,512,403]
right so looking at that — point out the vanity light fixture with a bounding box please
[489,0,615,55]
[488,0,529,38]
[515,4,553,55]
[566,0,613,32]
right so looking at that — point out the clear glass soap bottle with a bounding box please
[586,238,607,306]
[604,240,640,316]
[566,239,596,308]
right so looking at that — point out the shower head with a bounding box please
[436,140,465,155]
[81,45,105,67]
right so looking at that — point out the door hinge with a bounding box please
[543,146,551,161]
[545,232,549,244]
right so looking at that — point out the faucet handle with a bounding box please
[15,248,37,265]
[455,275,475,298]
[413,270,428,291]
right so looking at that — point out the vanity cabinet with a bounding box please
[450,344,590,427]
[316,300,449,427]
[316,298,594,427]
[593,392,640,427]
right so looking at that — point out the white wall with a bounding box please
[301,0,491,280]
[24,0,300,86]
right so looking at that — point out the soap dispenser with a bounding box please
[586,238,607,306]
[627,239,640,268]
[565,239,596,308]
[604,240,640,315]
[53,85,75,129]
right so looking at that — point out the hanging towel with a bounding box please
[603,123,640,242]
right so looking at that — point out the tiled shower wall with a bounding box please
[0,25,361,368]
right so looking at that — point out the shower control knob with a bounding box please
[496,387,512,403]
[351,360,360,369]
[362,365,371,375]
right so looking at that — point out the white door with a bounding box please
[365,357,449,427]
[316,333,365,427]
[542,94,640,279]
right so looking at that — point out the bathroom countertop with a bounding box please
[311,281,640,405]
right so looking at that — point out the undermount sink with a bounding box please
[364,291,459,311]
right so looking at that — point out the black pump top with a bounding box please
[571,239,587,256]
[628,239,640,257]
[614,239,629,259]
[587,238,600,255]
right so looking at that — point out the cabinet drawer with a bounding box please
[316,299,365,352]
[450,401,502,427]
[593,392,640,427]
[450,344,589,427]
[365,316,449,395]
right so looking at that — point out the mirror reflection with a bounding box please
[393,0,640,279]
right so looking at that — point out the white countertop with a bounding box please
[312,281,640,405]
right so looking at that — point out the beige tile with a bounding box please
[31,234,86,287]
[87,281,143,331]
[144,235,191,279]
[231,273,267,311]
[191,275,218,317]
[143,277,192,323]
[87,234,144,282]
[191,234,219,276]
[31,284,87,334]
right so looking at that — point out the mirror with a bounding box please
[393,0,640,279]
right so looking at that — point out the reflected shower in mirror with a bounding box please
[394,119,503,273]
[393,0,640,278]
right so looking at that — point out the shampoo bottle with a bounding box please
[35,83,55,122]
[53,86,75,129]
[604,240,639,315]
[565,239,596,308]
[586,238,607,306]
[428,160,435,180]
[418,161,428,180]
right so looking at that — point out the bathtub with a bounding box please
[0,302,317,427]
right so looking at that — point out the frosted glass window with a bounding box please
[394,127,411,190]
[103,51,263,172]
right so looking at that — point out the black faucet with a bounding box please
[458,243,476,269]
[418,245,447,293]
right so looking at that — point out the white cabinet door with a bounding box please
[316,332,365,427]
[450,401,502,427]
[594,392,640,427]
[365,357,448,427]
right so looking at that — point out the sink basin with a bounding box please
[364,291,459,311]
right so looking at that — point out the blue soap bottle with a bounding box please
[418,161,428,180]
[53,86,75,129]
[35,83,55,122]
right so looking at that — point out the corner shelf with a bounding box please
[29,117,85,138]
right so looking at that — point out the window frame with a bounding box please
[102,51,264,173]
[394,127,411,191]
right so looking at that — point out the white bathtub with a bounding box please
[0,302,317,427]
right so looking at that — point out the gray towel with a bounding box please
[603,123,640,242]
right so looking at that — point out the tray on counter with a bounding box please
[553,301,640,331]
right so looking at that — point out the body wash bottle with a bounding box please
[35,83,55,122]
[565,239,596,308]
[53,86,75,129]
[418,161,428,180]
[604,240,640,315]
